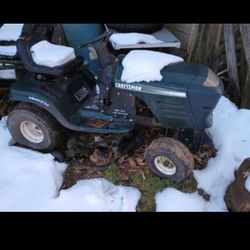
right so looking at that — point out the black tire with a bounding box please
[7,103,61,152]
[106,24,163,33]
[144,137,194,182]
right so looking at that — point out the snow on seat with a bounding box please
[30,40,76,68]
[110,32,164,46]
[0,24,24,42]
[121,50,184,83]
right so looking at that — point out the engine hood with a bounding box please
[114,62,207,97]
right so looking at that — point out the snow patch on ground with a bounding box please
[0,24,23,41]
[30,40,76,68]
[0,46,17,56]
[245,175,250,192]
[156,97,250,211]
[0,120,140,211]
[0,119,66,211]
[46,179,141,212]
[194,97,250,211]
[121,50,183,83]
[1,94,250,211]
[110,33,164,46]
[156,188,207,212]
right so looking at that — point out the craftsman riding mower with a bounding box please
[3,28,223,182]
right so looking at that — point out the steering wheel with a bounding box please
[78,30,113,49]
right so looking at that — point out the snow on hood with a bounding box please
[110,32,164,46]
[0,120,140,211]
[156,97,250,211]
[121,50,183,83]
[0,24,24,42]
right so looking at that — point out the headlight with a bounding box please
[203,68,220,87]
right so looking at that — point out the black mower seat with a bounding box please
[17,38,83,77]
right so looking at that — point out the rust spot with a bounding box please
[86,119,108,128]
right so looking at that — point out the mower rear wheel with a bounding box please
[7,103,61,152]
[144,137,194,182]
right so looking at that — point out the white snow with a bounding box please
[0,46,17,56]
[193,97,250,211]
[110,33,164,46]
[30,40,76,68]
[0,24,24,41]
[156,96,250,212]
[156,188,207,212]
[0,69,16,79]
[245,175,250,192]
[0,119,67,211]
[1,94,250,211]
[0,120,140,211]
[45,179,141,212]
[121,50,183,83]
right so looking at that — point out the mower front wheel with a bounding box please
[7,103,61,152]
[145,137,194,182]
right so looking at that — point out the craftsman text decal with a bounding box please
[115,83,142,92]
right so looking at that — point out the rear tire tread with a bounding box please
[7,103,62,152]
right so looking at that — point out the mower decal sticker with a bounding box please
[28,96,50,107]
[115,82,186,98]
[115,82,142,92]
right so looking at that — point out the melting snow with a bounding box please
[45,179,141,212]
[0,120,140,211]
[30,40,76,68]
[156,97,250,211]
[1,94,250,211]
[121,50,183,83]
[110,32,164,46]
[0,24,24,41]
[0,46,17,56]
[156,188,207,212]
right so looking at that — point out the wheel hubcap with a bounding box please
[20,121,44,144]
[154,156,177,176]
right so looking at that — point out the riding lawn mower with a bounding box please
[0,24,224,182]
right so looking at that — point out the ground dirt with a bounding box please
[62,127,213,212]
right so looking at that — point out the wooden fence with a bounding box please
[186,24,250,108]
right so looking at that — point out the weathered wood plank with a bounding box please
[224,24,240,95]
[240,24,250,108]
[240,24,250,70]
[187,24,223,72]
[187,24,199,61]
[165,24,194,50]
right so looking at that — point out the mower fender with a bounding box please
[9,89,72,130]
